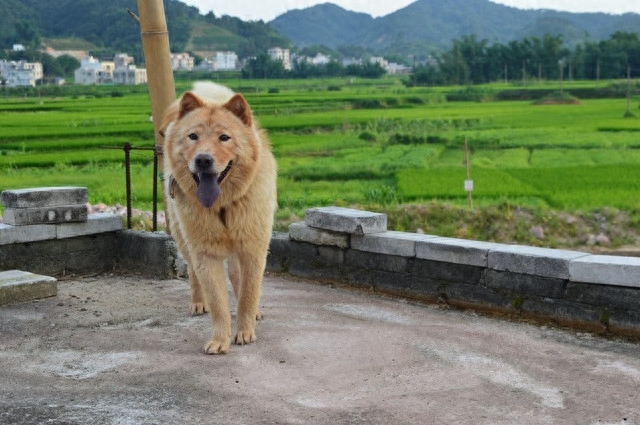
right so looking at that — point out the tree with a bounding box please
[15,20,40,50]
[40,54,62,78]
[241,54,286,79]
[56,55,81,77]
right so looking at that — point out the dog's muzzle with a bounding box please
[191,155,233,208]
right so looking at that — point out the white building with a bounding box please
[0,60,43,87]
[212,51,238,71]
[113,65,147,85]
[194,51,239,72]
[369,56,389,68]
[114,53,135,69]
[74,54,146,85]
[310,53,331,66]
[74,56,113,85]
[342,57,361,67]
[170,53,195,71]
[268,47,291,70]
[385,62,411,75]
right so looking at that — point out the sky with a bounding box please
[180,0,640,22]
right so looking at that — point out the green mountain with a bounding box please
[0,0,290,58]
[270,0,640,53]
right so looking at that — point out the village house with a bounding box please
[113,65,147,85]
[170,53,194,71]
[74,54,146,85]
[0,60,43,87]
[194,51,238,71]
[268,47,291,70]
[74,56,114,85]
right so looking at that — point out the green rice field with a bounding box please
[1,77,640,245]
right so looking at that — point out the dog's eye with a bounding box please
[219,134,230,142]
[188,133,198,141]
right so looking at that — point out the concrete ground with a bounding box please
[0,273,639,425]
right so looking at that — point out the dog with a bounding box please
[161,82,277,354]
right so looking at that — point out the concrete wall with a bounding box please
[266,207,640,338]
[2,205,639,338]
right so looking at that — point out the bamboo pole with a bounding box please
[134,0,176,229]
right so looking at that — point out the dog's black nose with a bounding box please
[195,154,214,172]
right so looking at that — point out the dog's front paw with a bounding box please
[234,328,257,345]
[256,309,263,321]
[189,302,208,315]
[204,337,230,354]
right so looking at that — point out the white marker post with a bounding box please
[464,137,473,209]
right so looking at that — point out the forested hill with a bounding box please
[270,0,640,53]
[0,0,290,57]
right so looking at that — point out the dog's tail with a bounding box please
[192,82,235,105]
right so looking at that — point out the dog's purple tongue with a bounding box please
[195,173,221,208]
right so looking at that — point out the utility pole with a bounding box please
[130,0,176,229]
[625,64,633,118]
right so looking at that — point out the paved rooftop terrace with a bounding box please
[1,273,639,425]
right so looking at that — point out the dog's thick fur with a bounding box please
[161,82,276,354]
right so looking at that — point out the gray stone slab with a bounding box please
[0,223,57,245]
[488,244,589,280]
[0,270,57,306]
[289,221,349,248]
[56,213,123,239]
[351,231,437,257]
[3,204,88,226]
[1,187,88,208]
[416,237,503,267]
[569,255,640,288]
[304,206,387,235]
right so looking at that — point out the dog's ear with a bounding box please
[179,92,205,118]
[223,94,252,126]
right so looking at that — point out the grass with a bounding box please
[1,77,639,249]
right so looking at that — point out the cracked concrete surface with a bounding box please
[0,273,639,424]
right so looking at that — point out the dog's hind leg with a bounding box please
[188,269,208,316]
[228,255,262,321]
[167,219,208,316]
[179,247,208,315]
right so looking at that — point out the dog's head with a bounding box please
[162,91,261,208]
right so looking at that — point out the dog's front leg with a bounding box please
[234,251,266,345]
[195,254,231,354]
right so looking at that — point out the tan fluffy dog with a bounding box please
[161,82,276,354]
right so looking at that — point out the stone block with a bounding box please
[3,204,88,226]
[569,255,640,288]
[304,206,387,235]
[484,269,567,299]
[1,187,88,208]
[116,230,176,278]
[345,249,409,274]
[0,223,57,245]
[410,258,485,285]
[289,221,349,248]
[565,282,640,311]
[487,244,589,279]
[0,270,57,306]
[416,237,502,267]
[351,231,436,257]
[56,213,123,239]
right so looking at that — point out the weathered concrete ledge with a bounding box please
[2,205,639,338]
[0,213,124,276]
[0,270,57,306]
[267,207,640,338]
